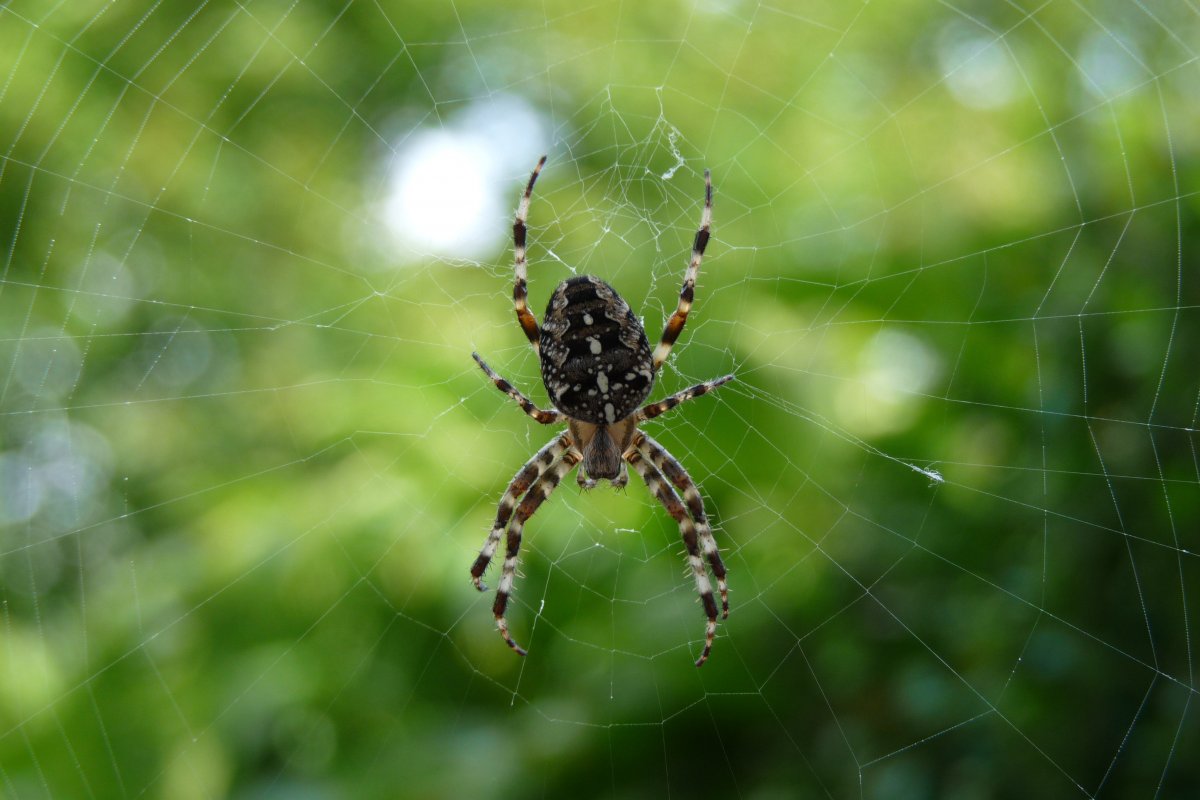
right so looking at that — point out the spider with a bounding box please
[470,156,733,666]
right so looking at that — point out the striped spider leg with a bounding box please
[634,432,730,620]
[652,169,712,370]
[470,353,573,654]
[625,373,733,667]
[512,155,547,354]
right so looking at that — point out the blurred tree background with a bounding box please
[1,1,1197,797]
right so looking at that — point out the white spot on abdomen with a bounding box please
[596,372,609,394]
[589,337,602,354]
[604,402,615,423]
[583,313,594,325]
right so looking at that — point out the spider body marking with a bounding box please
[471,156,733,666]
[542,275,654,483]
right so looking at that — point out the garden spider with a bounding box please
[471,156,733,666]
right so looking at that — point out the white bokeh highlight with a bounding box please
[836,329,943,437]
[381,96,546,261]
[937,24,1018,110]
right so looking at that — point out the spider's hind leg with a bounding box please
[512,156,548,354]
[652,169,712,371]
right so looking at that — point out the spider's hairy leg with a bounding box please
[472,352,563,424]
[636,433,729,618]
[652,169,712,372]
[471,433,569,590]
[494,448,583,656]
[513,155,548,354]
[626,449,719,667]
[637,373,734,422]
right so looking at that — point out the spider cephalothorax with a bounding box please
[470,156,733,666]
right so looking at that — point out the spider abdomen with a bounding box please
[540,275,654,424]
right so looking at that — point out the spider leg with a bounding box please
[635,433,729,618]
[472,352,563,424]
[652,169,712,372]
[494,447,583,655]
[637,373,733,422]
[513,155,548,354]
[471,433,570,590]
[626,449,719,667]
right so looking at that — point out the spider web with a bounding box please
[1,0,1197,797]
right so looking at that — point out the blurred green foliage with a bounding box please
[1,1,1197,798]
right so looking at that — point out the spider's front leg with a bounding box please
[493,448,582,655]
[626,449,719,667]
[471,433,569,590]
[637,433,728,617]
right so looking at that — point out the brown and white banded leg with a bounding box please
[471,433,570,590]
[472,352,563,425]
[637,373,734,422]
[494,449,583,655]
[626,449,719,667]
[636,433,728,618]
[652,169,712,371]
[513,155,547,354]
